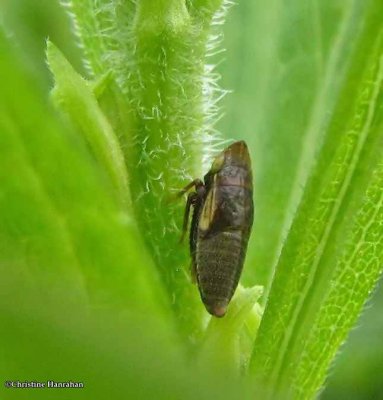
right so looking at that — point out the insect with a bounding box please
[179,141,254,317]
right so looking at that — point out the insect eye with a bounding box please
[210,153,225,173]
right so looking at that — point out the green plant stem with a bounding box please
[61,0,228,340]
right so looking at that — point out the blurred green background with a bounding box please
[1,1,382,399]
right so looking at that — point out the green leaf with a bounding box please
[0,31,168,319]
[59,0,119,77]
[219,0,376,294]
[198,285,263,376]
[249,1,383,397]
[46,41,130,208]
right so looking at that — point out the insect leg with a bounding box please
[190,261,197,284]
[180,192,198,243]
[176,179,204,198]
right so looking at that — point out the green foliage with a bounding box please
[1,0,383,399]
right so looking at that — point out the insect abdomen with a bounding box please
[196,230,248,317]
[181,140,253,317]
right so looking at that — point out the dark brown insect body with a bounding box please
[181,141,253,317]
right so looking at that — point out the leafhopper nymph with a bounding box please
[180,141,254,317]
